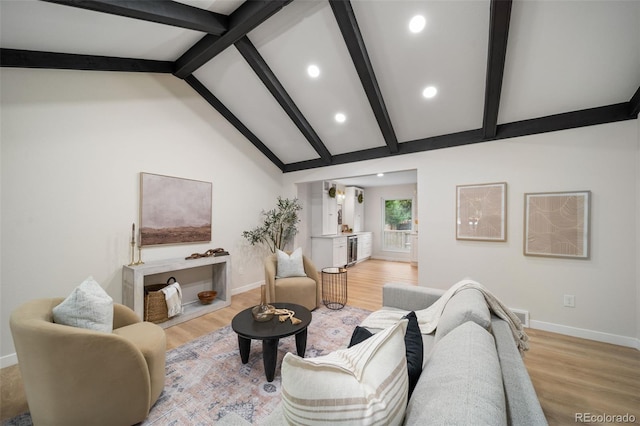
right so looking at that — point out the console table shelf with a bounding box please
[122,255,231,329]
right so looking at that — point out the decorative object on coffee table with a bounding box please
[232,302,312,382]
[322,267,347,310]
[252,284,275,322]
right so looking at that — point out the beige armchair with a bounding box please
[264,254,322,311]
[9,298,166,426]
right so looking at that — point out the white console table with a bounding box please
[122,255,231,328]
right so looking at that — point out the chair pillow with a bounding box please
[53,276,114,333]
[348,311,423,399]
[282,320,409,425]
[276,247,306,278]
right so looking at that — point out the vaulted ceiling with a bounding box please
[2,0,639,173]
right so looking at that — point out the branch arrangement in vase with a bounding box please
[242,197,302,253]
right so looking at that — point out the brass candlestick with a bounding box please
[135,245,144,265]
[128,241,136,266]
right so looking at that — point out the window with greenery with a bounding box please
[383,199,413,252]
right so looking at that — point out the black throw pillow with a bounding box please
[348,325,373,347]
[347,311,424,399]
[402,311,424,398]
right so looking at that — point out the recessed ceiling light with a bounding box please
[409,15,426,33]
[422,86,438,99]
[334,112,346,123]
[307,64,320,78]
[377,173,385,177]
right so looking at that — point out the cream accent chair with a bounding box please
[9,298,166,426]
[264,254,322,311]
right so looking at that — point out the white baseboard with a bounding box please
[1,353,18,368]
[370,255,411,263]
[231,280,264,296]
[530,320,640,350]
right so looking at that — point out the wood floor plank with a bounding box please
[1,259,638,425]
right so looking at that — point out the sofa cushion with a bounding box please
[348,311,423,399]
[281,320,408,425]
[434,288,491,342]
[52,276,113,333]
[276,248,306,278]
[405,321,507,425]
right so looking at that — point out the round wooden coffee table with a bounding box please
[231,302,312,382]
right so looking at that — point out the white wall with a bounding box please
[286,119,639,348]
[1,69,285,364]
[637,117,640,342]
[363,183,417,262]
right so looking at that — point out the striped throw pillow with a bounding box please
[281,320,409,425]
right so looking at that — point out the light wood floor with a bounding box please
[2,259,639,424]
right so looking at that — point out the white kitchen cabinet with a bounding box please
[311,181,338,236]
[311,236,347,270]
[344,187,364,232]
[357,232,372,261]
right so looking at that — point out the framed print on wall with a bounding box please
[456,182,507,241]
[524,191,591,259]
[140,173,212,246]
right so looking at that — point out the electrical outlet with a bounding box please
[563,294,575,308]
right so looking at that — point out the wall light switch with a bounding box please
[563,294,575,308]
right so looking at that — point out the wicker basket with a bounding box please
[144,277,176,324]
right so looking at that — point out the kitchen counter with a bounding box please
[311,232,372,270]
[311,231,371,239]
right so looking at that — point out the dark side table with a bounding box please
[231,302,311,382]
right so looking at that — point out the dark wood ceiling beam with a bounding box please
[41,0,228,35]
[284,103,634,172]
[629,86,640,117]
[329,0,399,154]
[495,103,631,140]
[185,75,285,172]
[174,0,291,79]
[284,130,483,173]
[0,48,173,73]
[235,36,333,165]
[482,0,512,139]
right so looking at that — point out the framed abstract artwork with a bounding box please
[524,191,591,259]
[456,182,507,241]
[140,173,212,246]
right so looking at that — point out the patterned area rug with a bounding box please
[3,305,371,426]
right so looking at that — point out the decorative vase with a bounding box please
[252,285,274,322]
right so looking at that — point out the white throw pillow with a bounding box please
[276,247,307,278]
[281,320,409,425]
[52,276,114,333]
